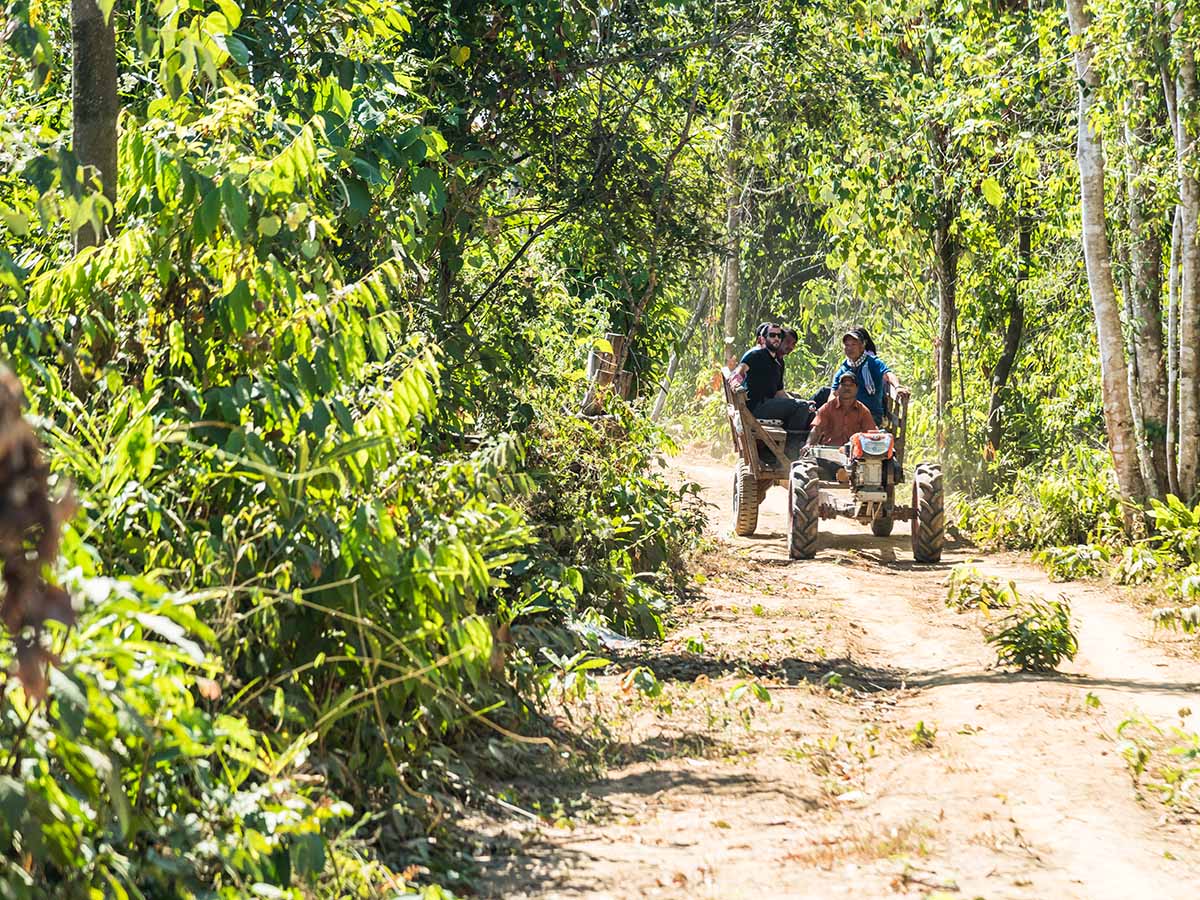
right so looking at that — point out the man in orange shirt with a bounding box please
[808,372,877,447]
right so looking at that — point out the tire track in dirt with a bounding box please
[480,452,1200,899]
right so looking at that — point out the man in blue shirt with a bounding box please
[828,327,909,424]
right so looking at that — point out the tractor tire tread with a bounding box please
[733,461,759,536]
[788,461,820,559]
[912,462,945,563]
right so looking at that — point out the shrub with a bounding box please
[1148,494,1200,565]
[1116,716,1200,814]
[953,447,1124,551]
[986,596,1078,671]
[1151,604,1200,634]
[1111,544,1169,586]
[0,567,382,899]
[945,564,1016,612]
[1034,544,1108,582]
[17,333,703,880]
[520,397,706,637]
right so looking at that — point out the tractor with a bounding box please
[721,370,944,563]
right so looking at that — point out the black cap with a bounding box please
[841,326,877,354]
[838,371,859,384]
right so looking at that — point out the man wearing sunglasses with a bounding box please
[732,323,812,460]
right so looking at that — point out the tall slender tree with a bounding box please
[1067,0,1147,505]
[1122,79,1169,497]
[1172,17,1200,498]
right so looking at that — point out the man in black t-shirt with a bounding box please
[731,324,813,460]
[740,344,781,409]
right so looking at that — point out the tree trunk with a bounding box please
[933,202,958,421]
[71,0,118,252]
[652,283,711,422]
[1176,35,1200,498]
[1066,0,1147,505]
[1168,207,1182,495]
[721,110,743,364]
[1124,84,1170,496]
[436,205,456,323]
[1164,50,1183,496]
[924,18,956,426]
[1122,267,1160,500]
[986,216,1029,454]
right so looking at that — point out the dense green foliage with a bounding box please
[5,0,1200,892]
[0,0,723,892]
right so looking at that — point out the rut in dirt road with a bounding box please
[479,453,1200,900]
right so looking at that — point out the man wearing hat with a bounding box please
[808,371,878,448]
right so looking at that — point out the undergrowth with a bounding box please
[952,453,1200,647]
[946,567,1078,672]
[1034,544,1108,582]
[945,564,1017,611]
[1116,715,1200,817]
[0,53,709,889]
[985,597,1079,672]
[951,447,1125,551]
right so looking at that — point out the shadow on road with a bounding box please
[607,650,906,692]
[606,650,1200,697]
[908,669,1200,694]
[474,766,823,898]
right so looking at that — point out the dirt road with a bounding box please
[481,452,1200,899]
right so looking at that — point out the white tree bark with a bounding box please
[1163,58,1183,495]
[1066,0,1147,505]
[1176,36,1200,498]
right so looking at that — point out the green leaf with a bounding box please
[135,613,205,662]
[412,167,447,214]
[214,0,242,30]
[0,205,29,236]
[257,214,281,237]
[290,832,326,877]
[118,414,157,482]
[225,34,250,66]
[981,177,1003,207]
[222,179,249,237]
[224,279,254,335]
[195,187,223,240]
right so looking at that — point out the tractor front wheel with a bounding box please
[788,460,820,559]
[733,461,759,536]
[911,462,945,563]
[871,515,895,537]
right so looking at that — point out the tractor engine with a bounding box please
[845,430,895,492]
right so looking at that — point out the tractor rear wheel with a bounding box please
[871,515,895,537]
[911,463,945,563]
[733,461,759,536]
[788,460,820,559]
